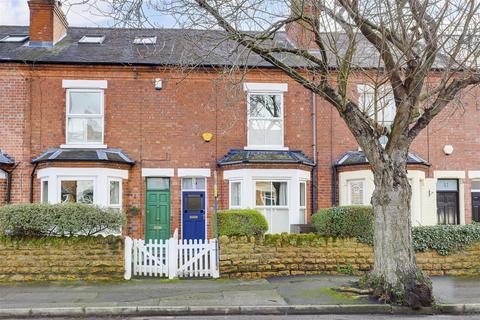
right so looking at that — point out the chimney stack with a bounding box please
[28,0,68,47]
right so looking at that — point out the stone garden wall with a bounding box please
[219,235,480,278]
[0,236,124,281]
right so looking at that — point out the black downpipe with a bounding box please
[332,164,337,207]
[3,163,19,204]
[30,163,39,203]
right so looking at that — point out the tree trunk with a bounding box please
[368,153,433,307]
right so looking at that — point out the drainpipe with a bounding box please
[332,164,337,207]
[310,90,317,216]
[30,163,39,203]
[5,163,19,204]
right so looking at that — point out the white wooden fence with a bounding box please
[124,229,219,280]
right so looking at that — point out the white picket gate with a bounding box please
[124,229,219,280]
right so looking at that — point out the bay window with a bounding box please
[66,89,104,145]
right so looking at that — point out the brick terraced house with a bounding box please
[1,0,479,240]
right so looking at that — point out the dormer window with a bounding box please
[79,35,105,44]
[133,36,157,45]
[0,35,29,43]
[244,83,288,150]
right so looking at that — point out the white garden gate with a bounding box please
[124,229,219,279]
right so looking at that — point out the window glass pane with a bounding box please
[86,118,103,143]
[349,180,364,205]
[249,94,281,118]
[437,179,458,191]
[182,178,193,189]
[61,180,94,204]
[147,178,169,190]
[69,91,102,115]
[42,180,48,203]
[231,182,241,206]
[67,118,85,143]
[300,182,306,207]
[109,180,120,205]
[194,178,205,190]
[256,181,271,206]
[186,195,203,211]
[248,119,282,146]
[272,182,287,206]
[256,181,287,206]
[472,180,480,190]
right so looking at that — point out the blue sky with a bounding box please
[0,0,175,27]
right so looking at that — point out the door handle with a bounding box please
[200,210,204,213]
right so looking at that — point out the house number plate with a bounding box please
[153,225,162,230]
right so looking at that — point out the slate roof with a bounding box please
[0,25,383,68]
[335,150,430,167]
[0,151,14,165]
[218,149,314,166]
[31,148,135,165]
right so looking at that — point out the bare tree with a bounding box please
[92,0,480,307]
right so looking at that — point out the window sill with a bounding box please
[60,144,108,149]
[244,146,289,151]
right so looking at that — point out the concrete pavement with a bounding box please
[0,275,479,317]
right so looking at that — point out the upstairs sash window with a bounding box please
[247,93,284,148]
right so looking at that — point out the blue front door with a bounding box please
[182,191,206,240]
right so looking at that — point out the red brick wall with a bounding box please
[1,63,479,238]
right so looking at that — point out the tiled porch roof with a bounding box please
[0,151,14,165]
[335,150,430,167]
[218,149,314,167]
[31,148,135,165]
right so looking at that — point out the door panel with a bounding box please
[472,192,480,222]
[182,191,206,240]
[437,191,459,225]
[146,191,170,240]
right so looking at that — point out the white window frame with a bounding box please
[58,176,96,204]
[108,178,122,208]
[358,84,395,127]
[229,180,242,209]
[299,181,307,224]
[78,35,105,44]
[246,92,285,150]
[347,179,366,205]
[65,88,105,147]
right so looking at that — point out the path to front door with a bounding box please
[182,191,206,240]
[145,190,170,241]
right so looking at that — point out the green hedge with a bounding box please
[311,206,374,242]
[412,224,480,255]
[311,206,480,255]
[216,209,268,237]
[0,203,126,237]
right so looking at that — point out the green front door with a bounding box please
[145,190,170,241]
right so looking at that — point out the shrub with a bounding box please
[216,209,268,237]
[312,206,374,241]
[412,224,480,255]
[0,203,126,237]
